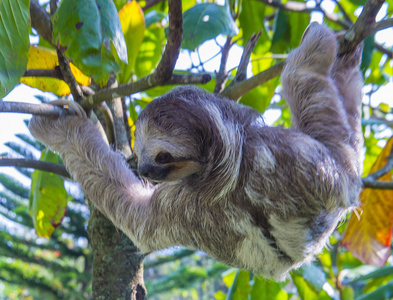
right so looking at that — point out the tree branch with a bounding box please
[23,69,64,80]
[222,31,262,99]
[154,0,183,83]
[214,37,233,93]
[221,61,285,100]
[338,0,386,55]
[362,180,393,189]
[57,50,84,103]
[30,0,53,46]
[0,158,70,178]
[257,0,351,28]
[0,101,74,116]
[222,0,391,100]
[82,73,211,109]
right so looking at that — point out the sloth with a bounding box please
[29,23,363,280]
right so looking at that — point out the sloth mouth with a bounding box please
[138,164,172,182]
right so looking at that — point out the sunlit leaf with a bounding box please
[20,46,90,96]
[0,0,30,98]
[117,1,145,84]
[29,150,70,238]
[291,272,319,300]
[224,269,250,300]
[357,279,393,300]
[182,3,238,50]
[239,0,271,54]
[222,268,238,288]
[342,137,393,266]
[52,0,127,86]
[341,287,354,300]
[135,25,165,78]
[214,290,226,300]
[250,276,288,300]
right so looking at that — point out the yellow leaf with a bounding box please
[20,46,90,96]
[128,116,136,149]
[118,1,145,84]
[29,150,69,238]
[342,137,393,266]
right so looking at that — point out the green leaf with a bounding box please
[296,264,326,293]
[351,266,393,283]
[52,0,127,86]
[356,279,393,300]
[361,35,375,73]
[239,0,271,54]
[341,286,354,300]
[117,1,145,84]
[135,25,165,78]
[182,3,238,50]
[271,9,290,53]
[0,0,30,98]
[0,173,29,199]
[271,9,309,53]
[29,150,69,238]
[239,78,278,113]
[250,276,288,300]
[291,272,319,300]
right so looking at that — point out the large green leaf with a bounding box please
[239,0,271,54]
[271,9,309,53]
[29,150,69,238]
[0,0,30,98]
[117,1,145,84]
[182,3,238,50]
[250,276,288,300]
[239,77,278,113]
[357,279,393,300]
[52,0,127,86]
[135,25,165,78]
[361,35,375,73]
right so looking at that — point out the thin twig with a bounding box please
[364,148,393,182]
[0,158,70,178]
[0,101,74,116]
[57,50,84,103]
[221,61,285,100]
[214,37,233,93]
[30,0,53,45]
[222,31,262,98]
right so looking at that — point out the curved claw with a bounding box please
[50,99,87,118]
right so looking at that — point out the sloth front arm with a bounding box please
[28,115,192,252]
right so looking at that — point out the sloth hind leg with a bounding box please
[281,23,353,163]
[331,46,363,173]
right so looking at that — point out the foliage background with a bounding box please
[0,0,393,299]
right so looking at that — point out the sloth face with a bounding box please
[133,117,204,183]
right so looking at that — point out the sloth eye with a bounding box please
[155,151,174,164]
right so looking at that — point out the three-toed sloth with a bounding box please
[29,23,363,280]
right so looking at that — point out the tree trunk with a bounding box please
[88,205,146,299]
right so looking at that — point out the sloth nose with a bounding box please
[138,164,154,178]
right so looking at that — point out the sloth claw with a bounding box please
[50,99,87,118]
